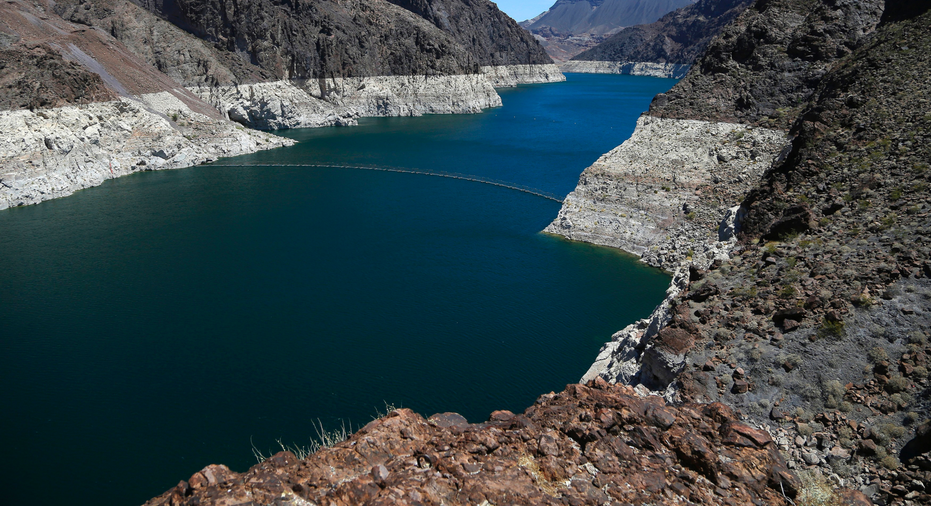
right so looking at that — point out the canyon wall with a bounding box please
[0,0,563,209]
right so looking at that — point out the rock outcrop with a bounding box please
[650,0,885,128]
[0,94,293,210]
[569,0,753,76]
[545,114,786,271]
[145,380,801,506]
[387,0,553,67]
[560,60,690,78]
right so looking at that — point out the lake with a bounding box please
[0,73,675,505]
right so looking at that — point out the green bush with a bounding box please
[818,318,845,339]
[868,346,888,363]
[886,375,909,393]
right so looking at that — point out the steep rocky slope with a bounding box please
[551,1,931,503]
[386,0,566,84]
[124,0,479,78]
[564,0,753,78]
[651,0,885,128]
[387,0,550,66]
[522,0,694,61]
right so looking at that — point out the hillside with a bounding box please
[521,0,694,61]
[524,0,694,35]
[565,0,752,77]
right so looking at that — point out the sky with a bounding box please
[492,0,554,22]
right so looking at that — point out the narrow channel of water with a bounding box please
[0,74,675,505]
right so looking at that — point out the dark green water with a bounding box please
[0,74,674,505]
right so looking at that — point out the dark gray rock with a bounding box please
[572,0,753,65]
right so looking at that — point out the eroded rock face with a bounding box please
[145,380,799,506]
[386,0,554,66]
[129,0,481,79]
[0,94,294,210]
[544,115,786,271]
[650,0,885,128]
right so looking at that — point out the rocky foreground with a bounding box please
[146,380,810,506]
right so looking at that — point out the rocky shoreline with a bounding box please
[552,3,931,504]
[0,94,294,210]
[481,64,566,87]
[559,61,690,79]
[0,0,564,210]
[545,115,786,272]
[0,65,566,210]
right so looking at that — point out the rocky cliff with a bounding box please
[551,1,931,503]
[387,0,552,66]
[567,0,753,78]
[0,0,562,210]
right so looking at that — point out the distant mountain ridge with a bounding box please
[523,0,695,36]
[521,0,694,61]
[571,0,752,65]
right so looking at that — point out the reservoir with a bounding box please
[0,73,675,505]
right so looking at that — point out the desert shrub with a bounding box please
[880,455,900,470]
[908,331,928,345]
[881,423,906,440]
[868,346,889,363]
[886,375,909,393]
[819,318,845,338]
[795,470,844,506]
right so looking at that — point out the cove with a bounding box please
[0,74,675,505]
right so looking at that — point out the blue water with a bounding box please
[0,74,675,505]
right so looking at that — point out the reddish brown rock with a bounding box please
[145,381,798,506]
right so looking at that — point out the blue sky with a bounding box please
[492,0,554,22]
